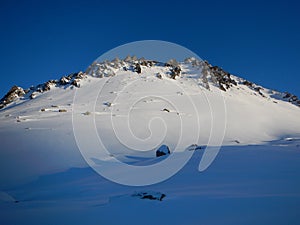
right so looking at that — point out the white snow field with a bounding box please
[0,58,300,224]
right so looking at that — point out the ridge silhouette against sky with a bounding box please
[0,0,299,97]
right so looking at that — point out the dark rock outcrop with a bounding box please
[206,63,237,91]
[242,80,253,87]
[71,79,80,88]
[283,92,300,107]
[170,66,181,79]
[134,63,142,74]
[0,86,25,109]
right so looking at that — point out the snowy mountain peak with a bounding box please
[0,57,300,110]
[0,85,25,109]
[85,56,300,107]
[1,55,300,201]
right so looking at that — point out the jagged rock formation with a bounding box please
[206,63,237,91]
[0,86,25,109]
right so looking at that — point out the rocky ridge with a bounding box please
[0,72,86,109]
[1,57,299,109]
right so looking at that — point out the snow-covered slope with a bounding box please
[1,57,300,224]
[0,57,300,184]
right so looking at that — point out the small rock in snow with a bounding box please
[156,145,170,157]
[132,191,166,201]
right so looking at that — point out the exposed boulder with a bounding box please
[71,79,80,88]
[186,144,203,151]
[254,87,265,97]
[104,102,112,107]
[59,76,70,85]
[43,82,51,92]
[156,73,162,79]
[43,80,57,92]
[170,66,181,79]
[165,59,182,79]
[283,92,292,99]
[30,92,37,99]
[218,83,226,92]
[74,71,85,79]
[134,63,142,74]
[291,96,298,102]
[132,191,166,201]
[156,144,170,157]
[242,80,254,87]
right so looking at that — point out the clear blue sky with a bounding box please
[0,0,299,97]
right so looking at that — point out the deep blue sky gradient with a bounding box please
[0,0,299,97]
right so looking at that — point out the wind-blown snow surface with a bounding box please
[1,60,300,224]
